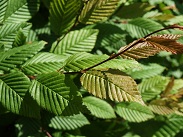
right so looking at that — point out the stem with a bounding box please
[81,24,183,72]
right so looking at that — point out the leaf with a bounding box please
[0,22,31,50]
[148,100,175,115]
[83,96,116,119]
[79,0,119,24]
[0,41,46,73]
[80,69,144,104]
[0,71,39,118]
[124,63,165,79]
[22,52,68,75]
[138,76,169,101]
[49,113,90,130]
[50,29,98,56]
[145,34,183,54]
[118,39,161,60]
[120,18,168,38]
[63,52,140,72]
[153,114,183,137]
[115,102,154,122]
[49,0,82,35]
[13,30,26,47]
[1,0,40,23]
[29,72,82,115]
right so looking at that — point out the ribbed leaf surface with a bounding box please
[83,96,116,119]
[0,72,39,117]
[0,22,31,50]
[153,115,183,137]
[115,102,154,122]
[79,0,119,24]
[0,41,46,73]
[63,52,140,72]
[138,76,169,101]
[80,69,144,104]
[50,29,98,56]
[125,63,165,79]
[49,113,90,130]
[49,0,82,35]
[148,101,175,115]
[22,52,67,75]
[120,18,168,38]
[118,39,161,60]
[1,0,40,23]
[29,72,81,115]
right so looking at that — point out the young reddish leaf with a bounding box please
[146,34,183,54]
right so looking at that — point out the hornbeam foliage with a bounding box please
[1,0,183,136]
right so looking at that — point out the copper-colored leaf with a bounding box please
[118,40,161,59]
[146,34,183,54]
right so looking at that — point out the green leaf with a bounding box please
[49,113,90,130]
[0,71,39,118]
[49,0,82,35]
[83,96,116,119]
[153,114,183,137]
[0,22,31,50]
[125,63,165,79]
[22,52,68,75]
[13,30,26,47]
[63,52,140,72]
[0,0,40,23]
[50,29,98,56]
[115,102,154,122]
[29,72,82,115]
[138,76,169,101]
[80,69,144,104]
[79,0,119,24]
[0,41,46,73]
[120,18,168,38]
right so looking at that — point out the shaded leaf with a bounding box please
[50,29,98,56]
[49,0,82,35]
[115,102,154,122]
[80,69,144,104]
[49,113,90,130]
[83,96,116,119]
[138,76,169,101]
[125,63,165,79]
[79,0,119,24]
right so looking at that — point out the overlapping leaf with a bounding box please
[120,18,168,38]
[153,114,183,137]
[49,113,90,130]
[0,0,40,23]
[50,29,98,56]
[0,41,46,73]
[115,102,154,122]
[0,22,31,50]
[63,52,140,72]
[49,0,82,35]
[80,69,144,104]
[29,72,82,115]
[79,0,119,24]
[148,100,175,115]
[22,52,68,75]
[118,34,183,60]
[138,76,169,101]
[124,63,165,79]
[83,96,116,119]
[0,71,39,118]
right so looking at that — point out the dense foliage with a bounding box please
[1,0,183,137]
